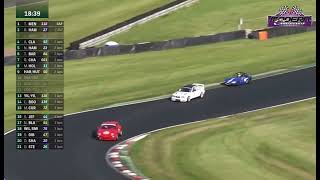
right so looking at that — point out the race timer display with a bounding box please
[16,21,64,150]
[16,0,49,18]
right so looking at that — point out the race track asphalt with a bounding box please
[4,66,316,180]
[4,0,15,8]
[4,0,44,8]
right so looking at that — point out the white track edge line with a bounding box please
[4,65,315,135]
[106,96,316,179]
[146,96,316,134]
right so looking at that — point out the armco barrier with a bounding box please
[119,45,135,54]
[135,42,154,53]
[150,41,169,51]
[79,0,197,50]
[64,49,87,60]
[4,24,316,65]
[4,56,16,66]
[100,46,120,56]
[248,21,316,39]
[85,47,100,57]
[63,30,246,60]
[61,24,317,61]
[68,0,197,50]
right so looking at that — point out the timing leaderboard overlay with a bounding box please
[16,21,64,150]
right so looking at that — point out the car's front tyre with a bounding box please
[247,77,252,84]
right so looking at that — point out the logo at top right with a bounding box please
[268,6,312,27]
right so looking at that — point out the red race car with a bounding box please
[96,121,123,141]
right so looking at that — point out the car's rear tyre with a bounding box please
[92,131,98,139]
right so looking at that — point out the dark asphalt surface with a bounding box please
[4,0,15,8]
[4,67,316,180]
[4,0,45,8]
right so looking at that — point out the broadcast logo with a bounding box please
[268,6,312,27]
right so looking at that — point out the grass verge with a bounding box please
[110,0,316,44]
[4,31,316,132]
[130,99,316,180]
[4,0,171,48]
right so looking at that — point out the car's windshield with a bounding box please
[179,87,192,92]
[101,125,116,129]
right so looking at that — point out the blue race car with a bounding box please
[223,72,252,86]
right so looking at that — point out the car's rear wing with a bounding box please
[192,83,205,87]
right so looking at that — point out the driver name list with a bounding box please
[16,21,64,150]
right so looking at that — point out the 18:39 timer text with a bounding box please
[24,11,41,17]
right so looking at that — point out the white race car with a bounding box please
[171,83,205,102]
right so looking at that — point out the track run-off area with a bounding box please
[4,66,315,180]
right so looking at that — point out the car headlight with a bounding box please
[103,131,110,135]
